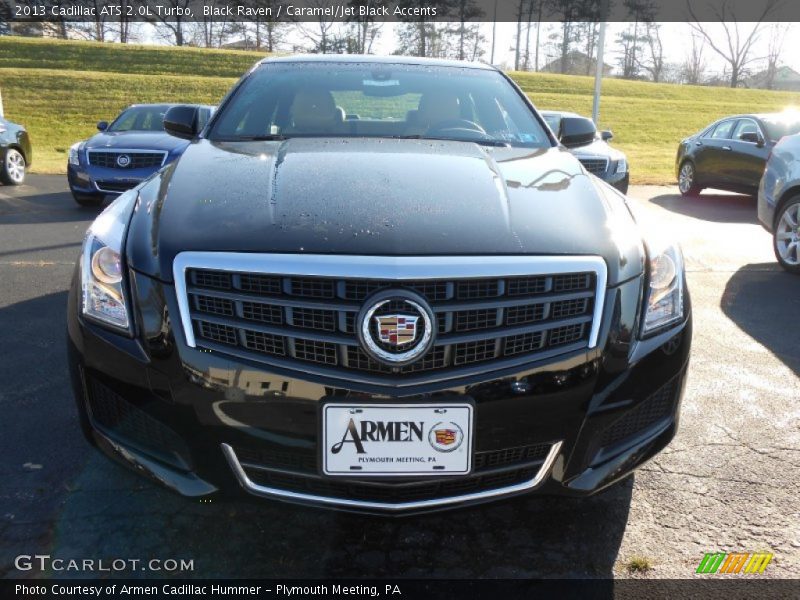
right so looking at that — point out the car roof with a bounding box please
[259,54,496,71]
[714,113,798,122]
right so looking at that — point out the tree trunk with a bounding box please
[560,21,569,74]
[514,2,522,71]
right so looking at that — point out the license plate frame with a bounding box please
[321,403,473,477]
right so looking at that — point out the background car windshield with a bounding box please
[542,113,561,134]
[108,106,169,132]
[761,115,800,141]
[209,63,551,147]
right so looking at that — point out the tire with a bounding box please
[72,191,105,207]
[0,147,26,185]
[773,197,800,274]
[677,161,701,197]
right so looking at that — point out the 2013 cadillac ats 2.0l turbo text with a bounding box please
[67,56,691,514]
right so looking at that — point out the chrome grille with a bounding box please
[88,150,166,169]
[175,254,606,385]
[577,157,609,176]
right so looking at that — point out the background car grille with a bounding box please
[181,266,598,381]
[88,150,166,169]
[577,157,609,176]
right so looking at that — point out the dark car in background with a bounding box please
[67,56,690,514]
[68,103,214,207]
[0,115,32,186]
[541,110,629,194]
[675,112,800,197]
[758,133,800,273]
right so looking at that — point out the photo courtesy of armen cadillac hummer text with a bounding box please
[68,55,691,514]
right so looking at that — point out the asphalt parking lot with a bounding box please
[0,175,798,579]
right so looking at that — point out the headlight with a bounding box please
[80,189,137,332]
[68,142,82,166]
[615,158,628,174]
[642,242,684,335]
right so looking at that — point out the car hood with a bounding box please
[126,138,645,285]
[85,131,188,152]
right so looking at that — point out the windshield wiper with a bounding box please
[392,135,510,147]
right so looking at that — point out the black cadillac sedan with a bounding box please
[67,56,691,514]
[541,110,629,194]
[675,112,800,196]
[0,115,32,186]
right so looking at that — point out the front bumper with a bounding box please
[757,170,778,233]
[68,163,159,195]
[67,268,691,514]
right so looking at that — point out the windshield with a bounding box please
[761,115,800,141]
[209,62,552,148]
[108,106,171,132]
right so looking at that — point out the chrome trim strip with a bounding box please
[221,440,563,512]
[172,253,608,350]
[88,149,168,168]
[95,182,137,195]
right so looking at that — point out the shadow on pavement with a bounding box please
[0,291,88,578]
[721,263,800,376]
[49,464,632,578]
[1,292,633,579]
[0,190,105,225]
[650,192,758,224]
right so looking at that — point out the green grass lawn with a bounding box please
[3,37,800,183]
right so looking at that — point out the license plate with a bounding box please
[322,404,473,476]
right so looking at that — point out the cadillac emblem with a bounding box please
[116,154,131,168]
[429,422,464,452]
[375,315,419,346]
[357,289,435,367]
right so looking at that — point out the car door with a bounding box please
[727,118,771,191]
[693,119,736,188]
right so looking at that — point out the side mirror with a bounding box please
[559,116,597,148]
[164,105,200,140]
[739,131,758,143]
[740,131,766,147]
[97,121,108,132]
[601,130,613,141]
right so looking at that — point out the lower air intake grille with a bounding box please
[600,377,679,448]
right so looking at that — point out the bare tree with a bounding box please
[148,0,193,46]
[513,0,525,70]
[395,0,452,58]
[347,0,384,54]
[682,32,707,85]
[450,0,483,61]
[574,21,599,75]
[638,21,664,82]
[687,0,781,88]
[764,23,790,90]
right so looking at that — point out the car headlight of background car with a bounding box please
[615,158,628,174]
[68,142,82,166]
[80,189,137,332]
[642,241,684,335]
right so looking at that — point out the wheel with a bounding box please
[773,197,800,274]
[72,191,105,207]
[678,161,700,196]
[0,148,26,185]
